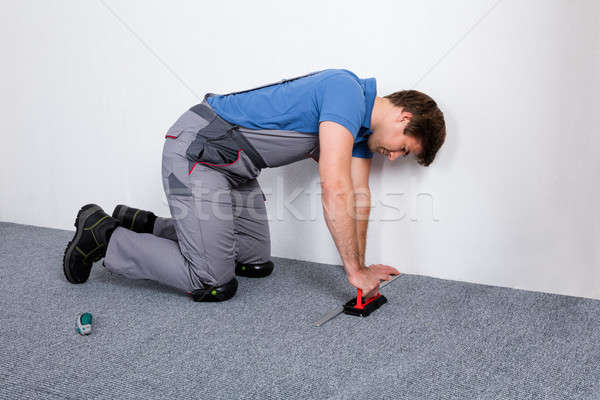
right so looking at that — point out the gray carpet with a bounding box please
[1,221,600,399]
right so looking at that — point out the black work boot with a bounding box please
[235,261,274,278]
[63,204,120,284]
[112,204,157,234]
[191,278,238,302]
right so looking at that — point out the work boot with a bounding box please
[112,204,156,234]
[63,204,120,284]
[235,261,274,278]
[191,278,238,302]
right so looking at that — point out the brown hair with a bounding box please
[384,90,446,166]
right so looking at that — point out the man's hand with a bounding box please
[348,264,401,298]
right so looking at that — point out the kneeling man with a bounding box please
[63,69,446,302]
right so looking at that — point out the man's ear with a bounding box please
[399,110,413,123]
[394,108,413,124]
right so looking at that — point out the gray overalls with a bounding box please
[103,72,322,293]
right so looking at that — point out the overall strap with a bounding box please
[209,70,325,98]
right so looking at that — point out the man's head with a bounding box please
[368,90,446,166]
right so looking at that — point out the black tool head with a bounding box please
[343,294,387,317]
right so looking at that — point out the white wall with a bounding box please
[1,0,598,298]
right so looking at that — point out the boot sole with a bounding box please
[63,204,102,284]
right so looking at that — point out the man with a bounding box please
[63,69,446,302]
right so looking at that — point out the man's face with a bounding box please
[367,110,423,161]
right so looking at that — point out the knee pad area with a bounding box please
[235,260,274,278]
[191,278,238,302]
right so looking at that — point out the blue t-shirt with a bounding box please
[206,69,376,158]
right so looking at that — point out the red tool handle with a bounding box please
[355,288,380,310]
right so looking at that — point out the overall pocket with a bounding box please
[186,125,242,165]
[187,133,240,165]
[186,120,261,183]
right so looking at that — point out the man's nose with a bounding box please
[388,152,401,161]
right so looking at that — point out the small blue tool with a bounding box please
[76,312,93,335]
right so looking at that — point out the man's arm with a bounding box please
[318,121,362,278]
[319,121,398,296]
[350,157,372,266]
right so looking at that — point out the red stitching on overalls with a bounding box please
[165,135,178,139]
[307,153,319,163]
[188,149,243,175]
